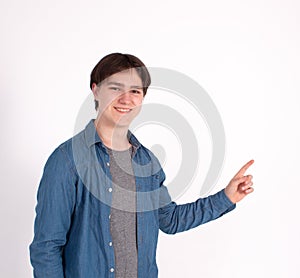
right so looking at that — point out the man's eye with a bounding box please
[110,87,120,91]
[131,90,141,94]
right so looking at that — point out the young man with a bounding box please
[30,53,254,278]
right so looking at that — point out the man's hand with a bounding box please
[225,160,254,204]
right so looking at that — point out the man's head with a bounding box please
[90,53,151,110]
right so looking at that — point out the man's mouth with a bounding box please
[114,107,132,113]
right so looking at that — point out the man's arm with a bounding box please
[158,188,235,234]
[158,160,254,234]
[29,147,77,278]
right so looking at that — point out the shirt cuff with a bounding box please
[212,189,236,213]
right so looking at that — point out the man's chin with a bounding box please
[114,113,139,128]
[114,118,133,129]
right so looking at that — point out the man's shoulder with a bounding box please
[58,128,86,151]
[44,127,87,169]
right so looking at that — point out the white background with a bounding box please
[1,0,300,277]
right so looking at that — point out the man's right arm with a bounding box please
[29,147,77,278]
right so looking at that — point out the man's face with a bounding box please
[93,68,144,128]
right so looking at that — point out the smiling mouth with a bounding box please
[114,107,132,113]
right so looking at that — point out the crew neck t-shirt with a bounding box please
[106,146,137,278]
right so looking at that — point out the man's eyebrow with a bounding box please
[107,81,143,89]
[130,85,143,89]
[107,81,125,87]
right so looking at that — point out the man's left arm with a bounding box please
[158,160,254,234]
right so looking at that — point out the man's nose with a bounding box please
[118,91,132,104]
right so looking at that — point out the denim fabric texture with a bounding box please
[29,120,236,278]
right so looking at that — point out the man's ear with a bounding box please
[91,83,99,100]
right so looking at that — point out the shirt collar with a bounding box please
[84,119,141,150]
[84,119,102,148]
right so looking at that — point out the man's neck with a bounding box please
[94,119,131,151]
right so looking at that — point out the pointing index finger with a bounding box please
[234,159,254,178]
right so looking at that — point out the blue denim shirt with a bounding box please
[29,120,236,278]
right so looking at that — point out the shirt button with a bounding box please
[108,187,113,193]
[106,162,110,166]
[110,268,114,273]
[109,241,112,246]
[109,214,111,219]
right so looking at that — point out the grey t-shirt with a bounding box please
[106,146,137,278]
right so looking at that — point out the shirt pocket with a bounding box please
[136,175,161,212]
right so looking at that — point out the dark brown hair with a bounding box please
[90,53,151,110]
